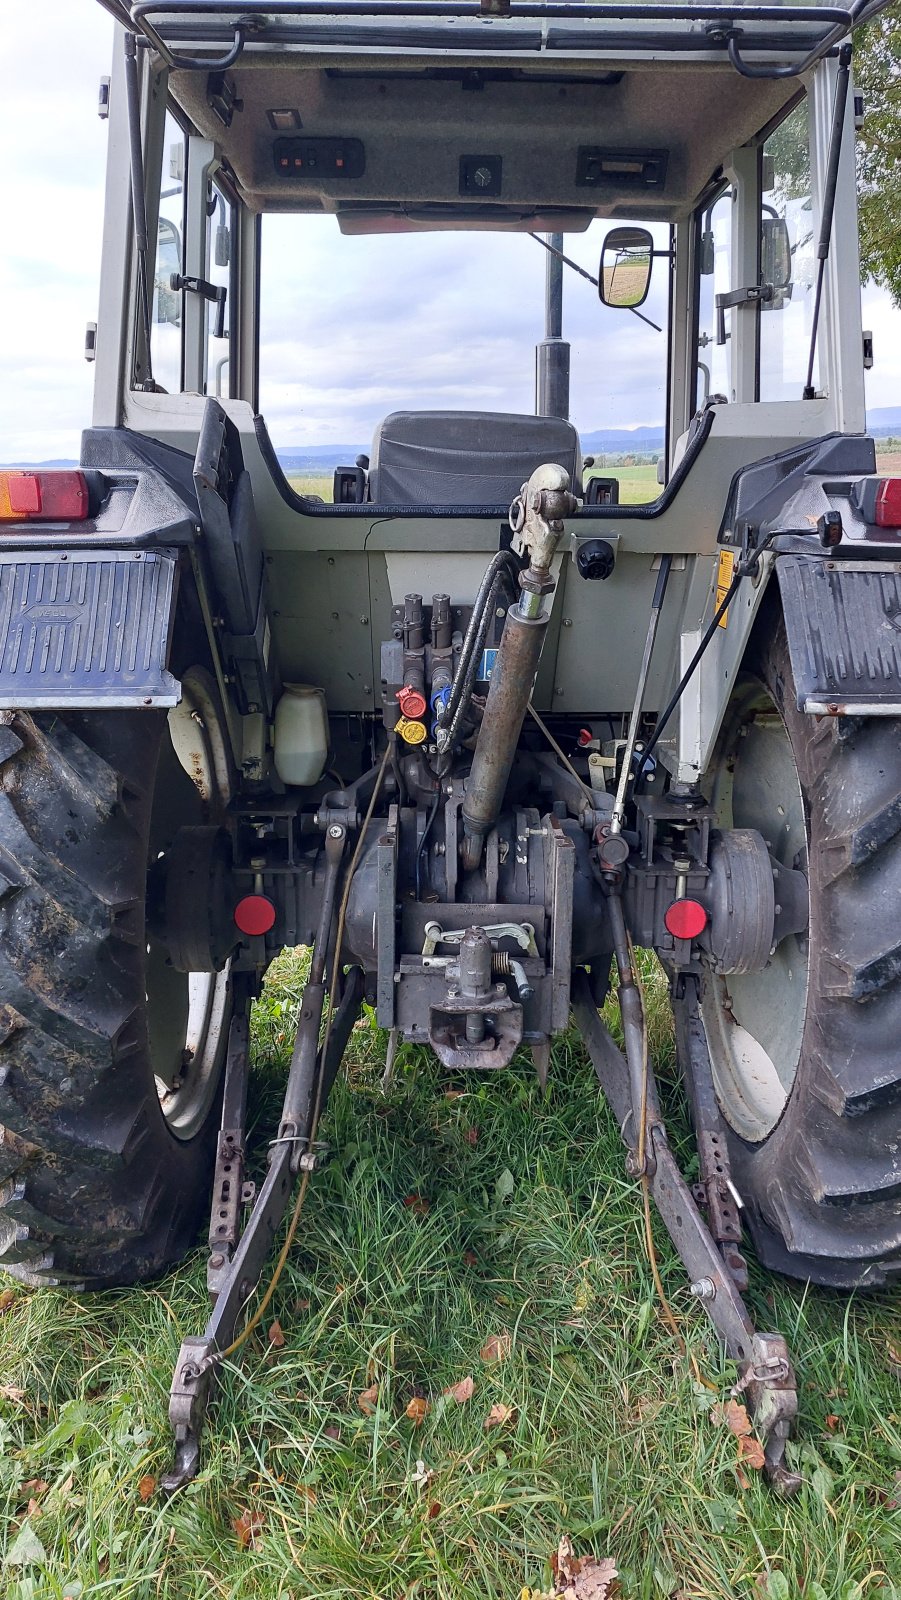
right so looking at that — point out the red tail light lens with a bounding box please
[875,478,901,529]
[0,470,90,523]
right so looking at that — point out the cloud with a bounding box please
[1,2,900,461]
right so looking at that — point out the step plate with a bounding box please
[777,555,901,715]
[0,549,180,708]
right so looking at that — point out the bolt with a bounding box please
[209,1253,225,1269]
[328,824,344,840]
[495,983,506,995]
[555,687,564,697]
[690,1277,717,1301]
[562,617,573,627]
[331,611,339,621]
[496,606,506,618]
[360,615,369,625]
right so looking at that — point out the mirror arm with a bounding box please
[530,232,662,331]
[714,283,773,345]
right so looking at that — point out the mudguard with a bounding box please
[776,553,901,715]
[0,547,180,709]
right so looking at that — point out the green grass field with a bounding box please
[0,949,899,1599]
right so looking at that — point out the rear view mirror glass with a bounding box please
[761,215,792,291]
[154,217,182,326]
[598,226,654,309]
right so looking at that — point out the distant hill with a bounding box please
[5,408,901,474]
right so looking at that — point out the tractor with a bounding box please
[0,0,897,1492]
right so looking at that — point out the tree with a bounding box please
[855,3,901,306]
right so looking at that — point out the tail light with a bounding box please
[851,476,901,530]
[0,470,90,523]
[874,479,901,529]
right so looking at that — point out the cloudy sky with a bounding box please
[1,0,899,460]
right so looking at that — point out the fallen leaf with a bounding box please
[737,1434,766,1470]
[443,1089,465,1100]
[268,1319,286,1349]
[297,1484,318,1505]
[444,1376,475,1404]
[465,1126,479,1145]
[410,1458,433,1490]
[5,1519,46,1566]
[550,1536,618,1600]
[294,1298,311,1313]
[20,1480,48,1499]
[403,1194,430,1215]
[0,1385,25,1402]
[427,1501,441,1519]
[358,1384,379,1416]
[406,1396,429,1426]
[463,1251,478,1268]
[26,1499,42,1519]
[0,1289,15,1313]
[232,1508,265,1549]
[824,1413,841,1431]
[886,1341,901,1372]
[137,1475,156,1502]
[735,1465,751,1490]
[484,1402,515,1431]
[480,1332,512,1363]
[323,1424,341,1441]
[712,1399,753,1437]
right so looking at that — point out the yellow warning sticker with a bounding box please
[716,549,735,628]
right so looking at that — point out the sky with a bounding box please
[1,0,899,460]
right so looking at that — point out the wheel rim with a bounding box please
[703,675,810,1143]
[148,671,233,1142]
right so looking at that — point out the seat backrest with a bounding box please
[368,410,582,506]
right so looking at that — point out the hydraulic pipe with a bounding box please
[536,231,570,419]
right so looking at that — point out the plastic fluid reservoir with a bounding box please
[273,684,329,786]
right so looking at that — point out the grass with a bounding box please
[0,949,899,1597]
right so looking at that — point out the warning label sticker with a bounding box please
[716,549,735,628]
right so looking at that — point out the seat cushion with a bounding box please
[368,410,581,506]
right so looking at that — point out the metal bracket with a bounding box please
[572,971,801,1496]
[673,977,748,1291]
[207,1012,252,1297]
[716,283,774,344]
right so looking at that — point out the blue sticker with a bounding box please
[478,648,498,682]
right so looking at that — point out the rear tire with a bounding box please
[0,700,233,1288]
[701,616,901,1288]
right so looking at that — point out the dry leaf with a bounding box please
[551,1536,618,1600]
[297,1484,318,1505]
[0,1288,15,1313]
[324,1424,341,1441]
[137,1475,156,1502]
[465,1126,479,1146]
[232,1508,265,1549]
[268,1319,286,1349]
[484,1402,515,1430]
[443,1089,465,1100]
[20,1480,48,1499]
[403,1193,430,1215]
[712,1399,753,1437]
[824,1413,841,1431]
[444,1375,475,1404]
[463,1251,478,1268]
[406,1396,429,1426]
[0,1384,25,1402]
[737,1434,766,1470]
[480,1332,512,1363]
[358,1383,379,1416]
[427,1501,441,1520]
[411,1459,434,1489]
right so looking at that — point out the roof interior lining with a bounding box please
[170,59,800,224]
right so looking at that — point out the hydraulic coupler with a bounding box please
[460,464,576,872]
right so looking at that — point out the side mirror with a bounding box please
[761,215,792,291]
[154,217,183,326]
[598,226,654,309]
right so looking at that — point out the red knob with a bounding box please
[234,895,277,937]
[397,685,427,719]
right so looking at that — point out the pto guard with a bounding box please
[0,547,180,708]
